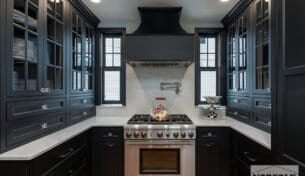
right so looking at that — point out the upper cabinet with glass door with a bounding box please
[71,10,95,94]
[227,9,249,94]
[9,0,65,96]
[45,0,65,94]
[255,0,271,94]
[10,0,41,96]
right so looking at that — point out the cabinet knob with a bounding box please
[234,111,238,116]
[41,123,48,129]
[83,112,88,116]
[83,99,88,104]
[82,89,88,92]
[234,99,239,103]
[41,104,48,110]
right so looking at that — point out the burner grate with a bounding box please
[128,114,193,124]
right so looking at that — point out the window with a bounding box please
[195,32,219,104]
[102,34,125,104]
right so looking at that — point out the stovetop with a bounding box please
[127,114,193,125]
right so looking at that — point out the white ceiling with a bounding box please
[82,0,239,33]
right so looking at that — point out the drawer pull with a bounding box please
[108,132,113,137]
[234,99,239,103]
[106,143,114,148]
[82,88,88,92]
[59,148,74,159]
[83,112,88,116]
[203,142,214,147]
[41,123,48,129]
[208,132,212,137]
[83,99,88,104]
[41,104,48,110]
[243,152,257,162]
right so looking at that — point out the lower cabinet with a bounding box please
[91,127,124,176]
[231,131,272,176]
[196,127,232,176]
[0,132,90,176]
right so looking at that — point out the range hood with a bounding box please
[125,7,194,65]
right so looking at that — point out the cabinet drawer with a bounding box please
[6,112,66,148]
[6,98,66,121]
[33,133,86,176]
[197,128,220,139]
[71,96,94,109]
[70,107,95,125]
[227,96,250,109]
[253,98,271,112]
[92,127,123,140]
[227,108,251,123]
[234,132,272,166]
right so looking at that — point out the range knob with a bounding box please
[126,131,132,138]
[133,131,140,138]
[181,131,186,138]
[157,131,163,138]
[188,132,194,138]
[166,132,171,138]
[141,131,147,138]
[173,132,179,138]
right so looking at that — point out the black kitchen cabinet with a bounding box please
[91,127,124,176]
[231,131,272,176]
[224,0,272,132]
[70,10,95,95]
[0,0,99,153]
[196,127,231,176]
[273,0,305,174]
[0,132,90,176]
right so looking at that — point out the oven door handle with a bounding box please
[125,140,195,145]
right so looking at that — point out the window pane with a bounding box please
[208,54,216,67]
[105,38,113,53]
[104,71,120,101]
[113,38,121,53]
[208,38,216,53]
[105,54,113,66]
[113,54,121,67]
[200,71,217,102]
[200,54,207,67]
[200,38,207,53]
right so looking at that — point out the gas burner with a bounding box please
[127,114,193,125]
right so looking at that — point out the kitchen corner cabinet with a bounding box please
[0,0,99,153]
[91,127,124,176]
[0,132,90,176]
[231,131,272,176]
[225,0,272,132]
[196,127,231,176]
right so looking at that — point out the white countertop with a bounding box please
[0,116,271,161]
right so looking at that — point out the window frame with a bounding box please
[101,29,126,105]
[195,28,223,105]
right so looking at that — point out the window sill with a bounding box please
[197,104,227,110]
[97,104,124,108]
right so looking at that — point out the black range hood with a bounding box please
[126,7,194,64]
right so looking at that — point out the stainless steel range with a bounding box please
[124,114,196,176]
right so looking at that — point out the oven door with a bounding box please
[125,140,195,176]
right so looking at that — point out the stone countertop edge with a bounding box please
[0,116,271,161]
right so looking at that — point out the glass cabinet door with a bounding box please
[71,10,94,94]
[255,0,270,93]
[45,0,64,94]
[11,0,40,95]
[237,11,249,92]
[84,25,94,92]
[228,24,237,92]
[72,12,83,93]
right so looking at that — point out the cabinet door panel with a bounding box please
[92,140,124,176]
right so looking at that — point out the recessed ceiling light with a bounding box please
[220,0,230,2]
[90,0,101,3]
